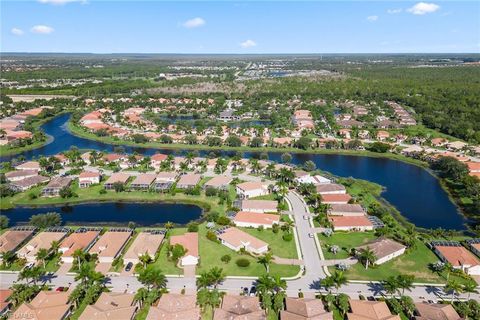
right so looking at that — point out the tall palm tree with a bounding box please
[359,248,377,270]
[72,249,86,269]
[1,251,17,268]
[382,276,399,298]
[208,267,226,289]
[462,281,478,300]
[139,253,152,268]
[164,221,174,232]
[396,274,415,296]
[445,279,463,302]
[257,252,274,273]
[35,248,49,269]
[50,240,60,256]
[134,287,149,308]
[331,271,347,293]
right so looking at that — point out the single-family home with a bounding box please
[88,230,132,264]
[154,172,177,191]
[316,183,346,195]
[78,171,101,188]
[79,292,138,320]
[329,216,374,232]
[466,239,480,257]
[5,170,38,182]
[169,232,199,266]
[176,174,202,189]
[146,294,200,320]
[329,204,365,216]
[15,161,41,172]
[213,295,264,320]
[348,299,400,320]
[321,194,352,204]
[295,171,331,185]
[217,227,269,254]
[0,227,36,257]
[236,182,269,199]
[150,153,169,169]
[356,238,406,265]
[11,291,72,320]
[0,290,12,317]
[123,231,165,265]
[17,228,68,263]
[280,297,333,320]
[104,172,130,190]
[414,303,461,320]
[9,175,49,192]
[232,211,280,229]
[59,228,100,263]
[204,176,232,190]
[432,241,480,275]
[238,200,278,213]
[130,173,156,190]
[42,177,72,196]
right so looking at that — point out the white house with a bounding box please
[236,182,269,199]
[232,212,280,229]
[356,238,406,265]
[78,171,101,188]
[295,174,331,185]
[217,227,269,255]
[170,232,199,266]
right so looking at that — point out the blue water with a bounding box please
[0,114,466,229]
[1,202,203,226]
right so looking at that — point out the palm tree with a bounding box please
[321,276,335,293]
[445,279,463,302]
[358,248,377,270]
[68,286,84,309]
[396,274,415,296]
[1,251,17,268]
[382,276,399,298]
[134,287,149,308]
[275,182,289,203]
[196,272,212,290]
[50,240,60,256]
[75,263,94,285]
[72,249,86,269]
[139,253,152,268]
[257,252,274,273]
[208,267,226,289]
[462,281,478,300]
[35,248,49,269]
[164,221,174,232]
[331,271,347,293]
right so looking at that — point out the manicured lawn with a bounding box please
[149,228,186,276]
[134,304,150,320]
[241,227,298,259]
[318,231,376,260]
[69,300,89,320]
[337,177,383,208]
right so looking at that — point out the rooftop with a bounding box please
[218,227,268,251]
[170,232,199,258]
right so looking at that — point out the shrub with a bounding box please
[257,225,264,232]
[283,233,293,242]
[216,216,231,226]
[187,222,199,232]
[99,189,107,195]
[236,258,250,268]
[28,192,38,200]
[206,231,218,242]
[205,187,218,197]
[221,254,231,264]
[298,291,304,298]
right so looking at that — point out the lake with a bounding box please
[1,202,203,226]
[0,114,467,230]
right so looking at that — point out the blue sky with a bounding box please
[2,1,479,53]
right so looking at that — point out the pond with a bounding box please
[0,202,203,226]
[0,114,467,230]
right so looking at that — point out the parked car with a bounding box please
[308,233,314,238]
[249,286,257,296]
[243,287,249,295]
[55,287,67,292]
[125,262,133,272]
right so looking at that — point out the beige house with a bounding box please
[146,294,200,319]
[88,230,132,264]
[79,292,138,320]
[123,231,165,265]
[213,295,265,320]
[348,299,400,320]
[281,297,333,320]
[17,229,68,263]
[0,227,36,257]
[356,238,406,265]
[10,291,72,320]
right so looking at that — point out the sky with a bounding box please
[2,0,479,53]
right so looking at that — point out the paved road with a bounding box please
[1,191,479,302]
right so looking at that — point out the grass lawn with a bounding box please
[318,231,377,260]
[337,178,383,208]
[241,228,298,259]
[44,255,61,273]
[250,194,277,201]
[149,228,186,276]
[134,304,150,320]
[0,260,25,271]
[69,301,89,320]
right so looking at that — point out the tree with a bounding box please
[134,287,149,308]
[139,253,153,268]
[358,247,377,270]
[294,136,312,150]
[281,153,292,164]
[35,248,49,269]
[220,254,231,264]
[112,181,125,192]
[336,293,350,316]
[303,160,316,172]
[463,280,479,300]
[330,271,347,293]
[257,252,274,273]
[1,251,17,268]
[0,216,9,230]
[169,244,186,264]
[396,274,415,296]
[399,296,416,318]
[445,279,463,302]
[138,266,167,291]
[29,212,61,228]
[382,276,399,298]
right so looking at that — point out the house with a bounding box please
[10,291,72,320]
[321,194,352,205]
[176,174,202,189]
[0,289,12,317]
[431,138,448,147]
[130,173,156,190]
[104,172,130,190]
[42,177,72,196]
[414,303,461,320]
[236,182,269,199]
[292,110,315,129]
[59,228,100,263]
[17,229,68,263]
[466,239,480,257]
[376,131,390,141]
[348,299,400,320]
[169,232,199,266]
[15,161,41,172]
[78,171,101,188]
[447,141,468,151]
[329,204,365,216]
[146,294,200,320]
[217,227,269,254]
[432,241,480,275]
[154,172,177,191]
[204,176,232,190]
[150,153,168,169]
[9,175,49,192]
[123,231,165,265]
[316,183,346,195]
[466,161,480,177]
[79,292,138,320]
[213,295,265,320]
[103,153,126,163]
[356,238,406,265]
[329,216,374,232]
[238,200,278,213]
[88,230,132,264]
[0,227,36,257]
[5,170,38,182]
[280,297,333,320]
[232,211,280,229]
[295,171,331,185]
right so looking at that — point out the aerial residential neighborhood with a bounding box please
[0,1,479,320]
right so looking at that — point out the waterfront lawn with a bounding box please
[149,228,185,276]
[318,231,377,260]
[196,225,299,277]
[241,227,298,259]
[337,177,383,208]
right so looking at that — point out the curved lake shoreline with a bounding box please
[0,114,468,230]
[1,201,204,226]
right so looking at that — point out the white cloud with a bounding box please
[240,39,257,48]
[387,9,402,14]
[31,25,55,34]
[182,17,206,29]
[407,2,440,15]
[38,0,86,5]
[367,15,379,22]
[11,28,24,36]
